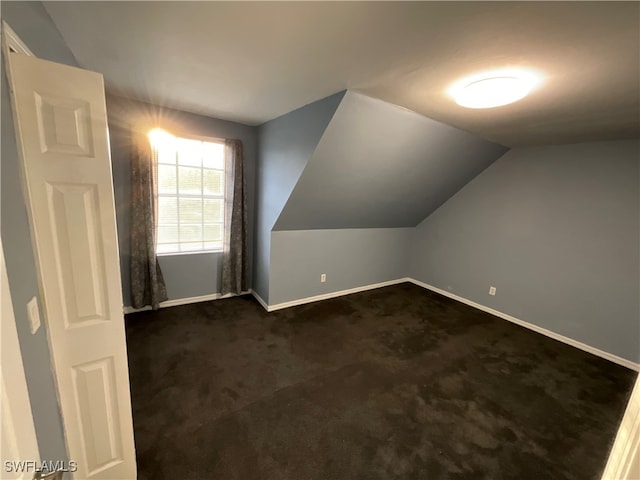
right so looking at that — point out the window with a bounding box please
[150,130,225,254]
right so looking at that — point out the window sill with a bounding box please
[157,249,223,257]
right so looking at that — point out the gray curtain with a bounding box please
[130,130,168,310]
[221,139,247,295]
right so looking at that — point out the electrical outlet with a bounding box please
[320,273,327,283]
[27,296,41,334]
[489,286,496,296]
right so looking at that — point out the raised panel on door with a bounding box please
[46,182,109,325]
[72,357,123,475]
[34,92,95,157]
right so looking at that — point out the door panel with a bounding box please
[46,182,109,324]
[6,53,136,479]
[34,92,94,157]
[73,357,123,473]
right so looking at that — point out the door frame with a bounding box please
[601,374,640,480]
[1,238,40,479]
[1,21,33,57]
[1,21,41,480]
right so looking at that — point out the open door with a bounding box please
[4,41,136,479]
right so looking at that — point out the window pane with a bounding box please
[203,142,224,169]
[158,165,177,194]
[203,169,224,195]
[203,198,223,223]
[204,224,223,242]
[158,225,179,244]
[158,196,178,224]
[179,198,202,222]
[154,134,227,255]
[177,138,202,167]
[180,224,203,243]
[156,145,176,165]
[178,166,201,195]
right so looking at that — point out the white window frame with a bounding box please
[154,132,226,256]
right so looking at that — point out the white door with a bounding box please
[5,53,136,479]
[601,374,640,480]
[1,241,41,480]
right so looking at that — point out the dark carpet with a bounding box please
[125,283,636,480]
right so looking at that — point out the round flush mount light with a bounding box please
[448,69,542,109]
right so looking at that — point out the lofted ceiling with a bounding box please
[42,1,639,147]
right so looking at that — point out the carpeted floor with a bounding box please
[125,283,636,480]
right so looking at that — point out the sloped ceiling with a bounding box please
[257,91,346,233]
[253,91,345,300]
[42,1,639,147]
[274,92,508,230]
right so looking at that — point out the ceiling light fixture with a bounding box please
[448,68,542,109]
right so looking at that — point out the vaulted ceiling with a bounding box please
[43,1,639,147]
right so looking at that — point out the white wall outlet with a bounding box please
[27,296,41,334]
[320,273,327,283]
[489,286,496,296]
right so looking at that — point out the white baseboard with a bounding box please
[123,290,250,314]
[407,278,640,372]
[124,278,639,372]
[601,375,640,480]
[262,278,407,312]
[250,289,269,311]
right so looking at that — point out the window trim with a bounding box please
[153,132,227,256]
[157,249,222,258]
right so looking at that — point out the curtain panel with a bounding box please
[221,139,248,295]
[129,129,168,310]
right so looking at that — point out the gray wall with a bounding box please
[409,140,640,363]
[269,228,412,305]
[106,95,257,306]
[274,91,507,230]
[253,91,344,302]
[1,0,73,463]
